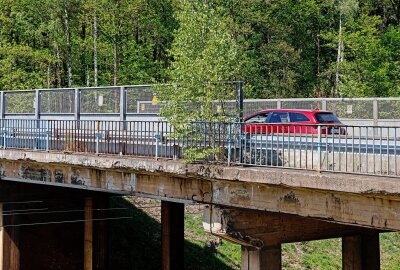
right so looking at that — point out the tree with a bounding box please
[160,0,243,124]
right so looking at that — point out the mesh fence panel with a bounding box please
[378,100,400,119]
[41,89,75,113]
[327,100,374,119]
[126,85,158,113]
[5,92,35,114]
[281,100,323,110]
[80,87,120,113]
[243,100,278,115]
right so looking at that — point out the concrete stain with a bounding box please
[281,191,300,205]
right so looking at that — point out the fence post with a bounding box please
[373,99,378,137]
[74,88,81,121]
[322,99,327,111]
[120,86,126,131]
[236,81,244,121]
[35,89,41,120]
[0,92,4,119]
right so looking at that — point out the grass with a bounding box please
[109,197,400,270]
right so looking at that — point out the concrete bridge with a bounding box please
[0,122,398,270]
[0,85,399,269]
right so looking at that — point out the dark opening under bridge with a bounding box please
[0,85,399,270]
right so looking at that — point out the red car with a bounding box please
[243,109,345,135]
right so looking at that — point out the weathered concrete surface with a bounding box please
[202,206,383,248]
[1,149,400,231]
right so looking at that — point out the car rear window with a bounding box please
[315,113,340,123]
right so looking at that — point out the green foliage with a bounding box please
[0,0,398,101]
[160,1,241,122]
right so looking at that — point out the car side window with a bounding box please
[245,113,269,123]
[268,112,289,123]
[289,112,310,122]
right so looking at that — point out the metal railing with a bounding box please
[0,119,399,178]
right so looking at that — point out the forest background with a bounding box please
[0,0,399,99]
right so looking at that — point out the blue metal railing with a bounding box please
[0,119,399,177]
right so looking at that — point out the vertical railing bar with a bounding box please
[373,126,376,174]
[380,127,383,175]
[358,126,361,173]
[395,127,397,176]
[352,126,355,173]
[366,127,369,174]
[387,127,390,176]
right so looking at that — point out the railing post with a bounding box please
[34,90,41,150]
[2,120,5,149]
[318,125,322,172]
[46,120,50,152]
[95,121,100,154]
[277,100,281,109]
[0,92,4,119]
[155,133,160,160]
[227,124,232,166]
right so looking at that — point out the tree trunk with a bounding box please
[334,11,343,98]
[93,13,98,87]
[113,37,118,86]
[64,0,73,87]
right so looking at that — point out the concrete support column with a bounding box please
[342,233,380,270]
[241,245,282,270]
[161,201,184,270]
[93,197,108,270]
[84,197,93,270]
[2,204,20,270]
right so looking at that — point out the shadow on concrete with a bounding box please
[109,197,236,270]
